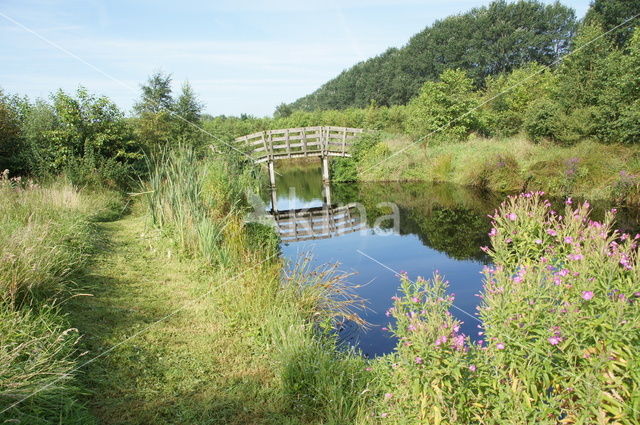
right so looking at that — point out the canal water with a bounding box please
[259,163,640,357]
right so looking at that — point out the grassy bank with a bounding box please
[354,135,640,204]
[57,149,371,425]
[0,173,124,424]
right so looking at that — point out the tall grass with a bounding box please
[360,135,640,203]
[144,147,374,423]
[0,174,123,305]
[144,146,263,267]
[0,172,123,423]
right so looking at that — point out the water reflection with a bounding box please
[263,163,639,357]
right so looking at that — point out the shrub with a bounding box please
[406,69,479,141]
[374,192,640,424]
[524,97,563,142]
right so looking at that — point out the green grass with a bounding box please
[0,177,124,424]
[359,135,640,203]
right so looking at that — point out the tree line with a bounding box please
[0,73,204,187]
[280,0,639,113]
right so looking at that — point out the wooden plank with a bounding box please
[286,128,291,158]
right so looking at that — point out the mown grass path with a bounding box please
[67,212,296,425]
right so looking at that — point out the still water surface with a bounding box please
[261,163,640,357]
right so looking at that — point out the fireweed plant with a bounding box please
[373,192,640,424]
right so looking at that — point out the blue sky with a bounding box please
[1,0,590,117]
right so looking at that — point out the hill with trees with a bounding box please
[281,0,577,113]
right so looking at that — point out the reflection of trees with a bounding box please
[356,182,496,262]
[274,164,323,202]
[402,207,491,262]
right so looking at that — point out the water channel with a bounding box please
[259,162,640,358]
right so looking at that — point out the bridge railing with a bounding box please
[234,126,364,163]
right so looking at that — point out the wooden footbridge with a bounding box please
[235,126,364,185]
[271,203,365,243]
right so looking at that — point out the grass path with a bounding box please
[66,211,296,425]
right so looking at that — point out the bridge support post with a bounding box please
[268,160,276,188]
[322,182,332,206]
[270,186,278,213]
[321,155,330,184]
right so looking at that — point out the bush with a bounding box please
[406,69,479,141]
[374,193,640,423]
[524,97,563,142]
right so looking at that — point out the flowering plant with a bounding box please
[372,192,640,424]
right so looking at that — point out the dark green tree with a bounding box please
[286,0,575,111]
[585,0,640,47]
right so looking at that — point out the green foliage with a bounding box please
[172,81,205,144]
[0,91,24,172]
[332,132,385,182]
[523,97,563,142]
[286,0,576,111]
[372,193,640,424]
[481,63,553,137]
[585,0,640,47]
[133,71,173,115]
[406,69,478,140]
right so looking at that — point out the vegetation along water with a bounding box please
[1,0,640,424]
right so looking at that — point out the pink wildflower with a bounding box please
[496,343,505,350]
[548,336,562,345]
[507,212,518,221]
[581,291,594,301]
[414,356,423,364]
[469,365,477,372]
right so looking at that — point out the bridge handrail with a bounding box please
[234,126,365,163]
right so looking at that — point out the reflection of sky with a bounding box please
[273,195,323,211]
[282,228,485,357]
[267,174,488,357]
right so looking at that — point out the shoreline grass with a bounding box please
[357,135,640,204]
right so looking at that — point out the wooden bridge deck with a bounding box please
[271,203,365,243]
[235,126,364,164]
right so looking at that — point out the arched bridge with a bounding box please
[235,126,365,185]
[235,126,364,163]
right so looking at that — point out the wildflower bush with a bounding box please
[373,192,640,424]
